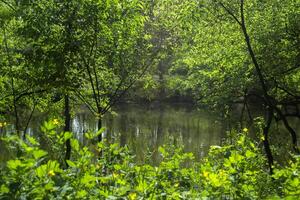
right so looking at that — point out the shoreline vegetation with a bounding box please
[0,120,299,199]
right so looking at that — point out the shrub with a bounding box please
[0,122,299,199]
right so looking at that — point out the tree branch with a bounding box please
[0,0,16,11]
[218,1,242,26]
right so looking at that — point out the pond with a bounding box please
[72,103,226,163]
[0,103,227,164]
[2,103,299,164]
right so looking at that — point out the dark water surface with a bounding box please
[1,103,300,164]
[0,103,226,163]
[72,103,226,162]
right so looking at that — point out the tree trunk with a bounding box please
[263,108,274,174]
[64,94,71,166]
[13,89,19,135]
[97,116,102,142]
[23,102,36,139]
[238,0,298,153]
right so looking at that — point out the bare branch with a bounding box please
[218,1,242,26]
[282,66,300,74]
[73,89,97,114]
[102,49,160,114]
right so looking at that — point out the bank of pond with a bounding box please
[0,104,300,199]
[0,125,299,199]
[1,103,299,163]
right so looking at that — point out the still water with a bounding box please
[0,103,227,163]
[72,103,226,162]
[1,103,300,164]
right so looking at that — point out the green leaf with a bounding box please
[42,121,55,132]
[85,127,105,140]
[71,139,80,151]
[0,184,9,194]
[229,152,244,164]
[36,164,47,178]
[26,135,38,145]
[7,159,22,170]
[80,174,96,188]
[290,178,299,187]
[113,164,122,170]
[47,160,61,172]
[76,190,87,198]
[158,146,167,157]
[245,150,256,158]
[64,132,73,141]
[66,160,77,168]
[33,149,48,159]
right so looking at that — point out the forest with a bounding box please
[0,0,299,199]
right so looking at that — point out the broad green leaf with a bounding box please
[26,135,38,145]
[33,149,48,159]
[64,132,73,141]
[66,160,76,168]
[7,159,22,170]
[71,139,80,151]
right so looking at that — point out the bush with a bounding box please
[0,121,299,199]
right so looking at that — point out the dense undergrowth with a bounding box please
[0,121,299,199]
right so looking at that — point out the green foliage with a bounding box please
[0,0,299,199]
[0,0,154,132]
[168,0,300,109]
[0,125,299,199]
[273,155,300,198]
[198,131,275,199]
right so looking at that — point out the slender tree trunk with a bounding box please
[245,100,253,122]
[218,1,299,177]
[97,117,102,142]
[3,26,20,135]
[263,108,274,174]
[238,0,298,153]
[120,114,127,147]
[97,110,104,161]
[275,108,299,153]
[12,84,19,134]
[240,99,246,127]
[23,101,36,139]
[64,94,71,166]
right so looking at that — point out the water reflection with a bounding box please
[0,103,226,163]
[72,103,226,162]
[2,103,299,164]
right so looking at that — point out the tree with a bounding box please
[169,0,300,173]
[0,0,47,136]
[7,0,157,162]
[72,0,155,141]
[12,0,88,165]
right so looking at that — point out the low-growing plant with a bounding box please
[0,122,299,199]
